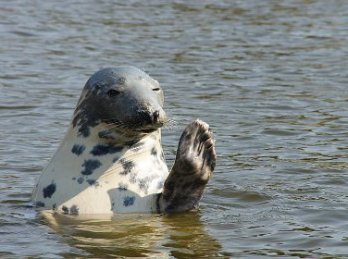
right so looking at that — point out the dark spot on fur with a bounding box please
[90,144,123,156]
[35,201,45,208]
[43,183,56,198]
[81,159,101,175]
[151,147,157,156]
[62,206,69,214]
[87,179,97,185]
[73,70,129,138]
[71,144,86,156]
[118,183,128,191]
[120,159,135,175]
[73,103,100,138]
[123,196,135,207]
[70,205,79,215]
[80,125,91,137]
[122,159,135,170]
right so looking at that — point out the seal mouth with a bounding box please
[136,122,164,134]
[102,117,165,135]
[138,128,158,133]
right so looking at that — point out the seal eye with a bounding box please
[107,89,120,97]
[153,88,160,92]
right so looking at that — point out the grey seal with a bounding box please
[32,66,216,214]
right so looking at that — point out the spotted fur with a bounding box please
[90,144,123,156]
[42,183,56,198]
[32,66,216,215]
[71,144,85,156]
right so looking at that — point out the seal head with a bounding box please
[73,66,167,139]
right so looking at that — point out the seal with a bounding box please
[32,66,216,215]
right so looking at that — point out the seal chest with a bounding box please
[33,66,169,214]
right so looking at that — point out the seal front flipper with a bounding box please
[159,119,216,213]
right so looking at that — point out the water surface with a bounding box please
[1,0,348,257]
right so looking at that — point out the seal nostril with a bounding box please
[153,111,160,123]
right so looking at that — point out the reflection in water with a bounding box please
[39,211,224,258]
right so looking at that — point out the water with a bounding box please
[1,0,348,257]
